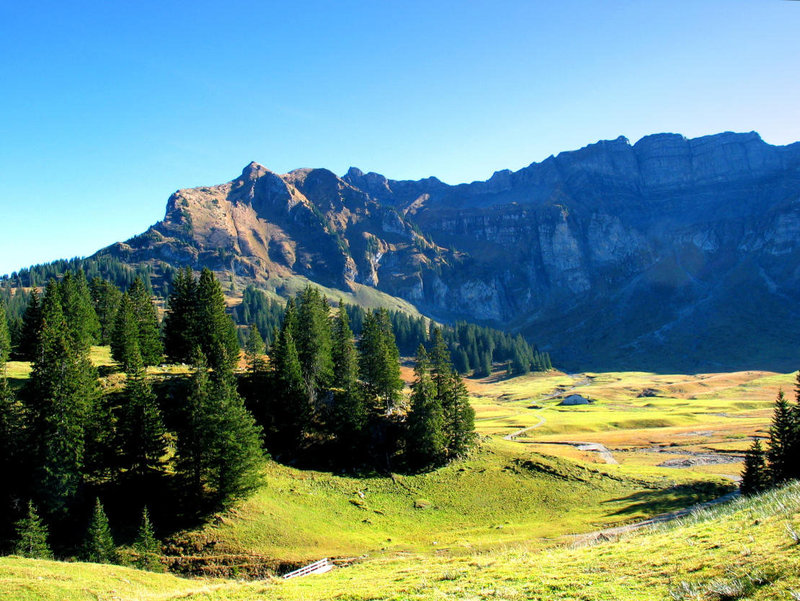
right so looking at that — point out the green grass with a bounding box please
[192,439,724,563]
[3,481,798,600]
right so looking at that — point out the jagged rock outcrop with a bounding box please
[100,131,800,372]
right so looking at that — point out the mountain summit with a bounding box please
[101,132,800,372]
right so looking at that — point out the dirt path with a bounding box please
[527,440,619,464]
[570,489,740,544]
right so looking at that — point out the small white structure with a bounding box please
[559,394,590,406]
[282,558,333,579]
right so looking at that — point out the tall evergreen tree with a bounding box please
[13,501,52,559]
[740,439,770,496]
[294,287,334,410]
[441,371,475,459]
[331,304,366,448]
[59,271,101,352]
[163,267,199,364]
[406,345,444,468]
[111,294,141,372]
[269,312,308,449]
[768,389,795,484]
[83,498,117,564]
[358,309,403,413]
[0,377,24,512]
[90,278,122,346]
[27,280,98,514]
[176,351,212,507]
[195,268,240,371]
[19,289,42,361]
[0,302,10,368]
[127,277,163,366]
[117,355,167,483]
[244,323,266,373]
[206,367,264,505]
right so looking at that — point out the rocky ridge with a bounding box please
[101,131,800,372]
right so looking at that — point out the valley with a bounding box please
[3,351,794,599]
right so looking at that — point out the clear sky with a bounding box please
[1,0,798,275]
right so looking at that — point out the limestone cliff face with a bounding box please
[101,132,800,371]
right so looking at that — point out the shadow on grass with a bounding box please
[601,482,732,517]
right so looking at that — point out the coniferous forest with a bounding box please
[0,267,487,560]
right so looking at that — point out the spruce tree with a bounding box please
[90,278,122,346]
[19,289,42,361]
[740,439,770,496]
[27,280,98,514]
[0,377,23,506]
[0,302,10,368]
[13,501,52,559]
[331,304,366,449]
[127,277,163,366]
[406,345,444,468]
[117,355,167,483]
[358,309,403,413]
[442,371,475,459]
[269,316,308,450]
[111,293,141,372]
[206,367,264,505]
[768,389,795,484]
[163,267,199,364]
[84,498,117,564]
[175,351,212,506]
[133,507,163,572]
[294,287,334,410]
[244,323,266,373]
[195,268,240,371]
[59,271,101,352]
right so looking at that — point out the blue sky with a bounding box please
[1,0,798,275]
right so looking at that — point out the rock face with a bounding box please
[101,131,800,372]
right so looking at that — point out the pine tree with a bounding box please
[111,293,141,372]
[19,289,42,361]
[768,389,795,484]
[406,345,444,468]
[163,267,199,364]
[740,439,770,496]
[0,302,10,368]
[0,377,24,505]
[244,323,266,373]
[442,371,475,459]
[13,501,52,559]
[90,278,122,346]
[59,271,101,352]
[133,507,164,572]
[331,304,366,449]
[27,280,98,514]
[294,287,334,411]
[269,314,308,449]
[84,498,117,564]
[176,351,212,506]
[358,309,403,413]
[195,268,240,371]
[127,277,163,366]
[117,356,167,482]
[206,367,264,505]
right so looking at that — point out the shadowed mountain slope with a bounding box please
[99,132,800,372]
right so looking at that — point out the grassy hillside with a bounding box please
[2,481,798,600]
[185,438,726,563]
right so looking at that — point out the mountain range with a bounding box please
[98,131,800,372]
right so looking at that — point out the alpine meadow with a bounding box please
[2,2,800,600]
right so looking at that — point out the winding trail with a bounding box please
[503,375,590,441]
[570,489,740,544]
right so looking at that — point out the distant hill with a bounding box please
[82,131,800,372]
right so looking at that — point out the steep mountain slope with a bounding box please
[99,132,800,372]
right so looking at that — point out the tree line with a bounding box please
[239,286,475,470]
[740,380,800,495]
[0,267,475,560]
[234,284,552,377]
[0,268,263,559]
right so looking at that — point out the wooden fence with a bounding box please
[282,558,333,580]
